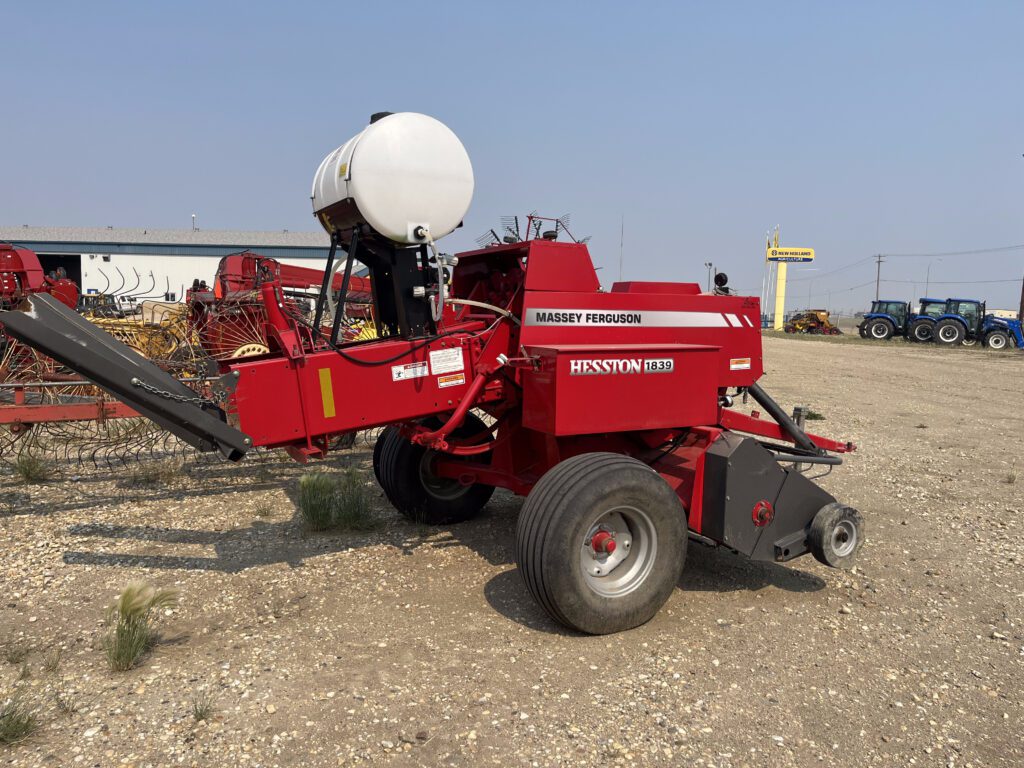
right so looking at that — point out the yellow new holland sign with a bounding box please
[766,246,815,263]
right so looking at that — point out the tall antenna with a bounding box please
[619,215,624,282]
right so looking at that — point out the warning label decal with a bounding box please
[429,347,465,375]
[437,372,466,388]
[392,361,429,382]
[729,357,752,371]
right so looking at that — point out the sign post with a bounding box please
[765,233,814,331]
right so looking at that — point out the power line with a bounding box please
[881,243,1024,258]
[881,277,1024,285]
[816,279,876,294]
[787,256,873,282]
[787,243,1024,284]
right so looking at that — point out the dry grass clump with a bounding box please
[13,455,50,484]
[0,693,37,744]
[191,690,216,722]
[42,648,62,674]
[123,460,184,487]
[298,470,375,532]
[104,582,178,671]
[253,500,274,518]
[54,687,79,715]
[1,643,30,665]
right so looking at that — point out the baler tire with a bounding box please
[515,453,687,635]
[378,414,494,525]
[985,331,1010,350]
[909,320,933,343]
[933,319,964,346]
[372,426,399,489]
[809,502,863,569]
[867,319,894,340]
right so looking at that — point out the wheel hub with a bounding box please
[418,450,471,501]
[589,530,617,555]
[831,519,858,557]
[579,507,657,597]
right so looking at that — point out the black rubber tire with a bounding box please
[377,414,494,525]
[372,426,399,488]
[857,325,868,339]
[514,453,687,635]
[809,502,863,569]
[909,319,934,343]
[985,331,1010,350]
[933,319,965,345]
[866,319,894,340]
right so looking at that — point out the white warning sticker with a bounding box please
[729,357,752,371]
[437,372,466,389]
[392,361,429,382]
[429,347,465,375]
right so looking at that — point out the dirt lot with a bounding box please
[1,336,1022,767]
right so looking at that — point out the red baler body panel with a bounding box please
[521,344,719,435]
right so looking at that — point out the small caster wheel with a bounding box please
[809,502,863,569]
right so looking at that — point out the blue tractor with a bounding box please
[932,298,987,347]
[859,298,946,341]
[979,315,1024,351]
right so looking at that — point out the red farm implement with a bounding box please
[1,112,863,633]
[0,248,371,462]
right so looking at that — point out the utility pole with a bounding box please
[1018,271,1024,322]
[704,262,714,292]
[874,254,885,300]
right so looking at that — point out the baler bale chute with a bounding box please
[0,112,864,634]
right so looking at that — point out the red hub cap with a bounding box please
[590,530,617,555]
[752,500,775,527]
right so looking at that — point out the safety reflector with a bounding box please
[318,368,336,418]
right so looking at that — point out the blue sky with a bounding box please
[2,1,1022,311]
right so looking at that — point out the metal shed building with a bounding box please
[0,226,331,301]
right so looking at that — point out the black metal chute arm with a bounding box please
[746,382,823,455]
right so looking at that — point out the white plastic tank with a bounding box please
[311,112,474,245]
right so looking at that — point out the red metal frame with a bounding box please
[0,243,79,310]
[0,397,139,429]
[220,238,856,533]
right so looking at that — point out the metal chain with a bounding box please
[130,377,225,407]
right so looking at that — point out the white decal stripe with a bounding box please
[525,309,730,328]
[725,313,741,327]
[743,316,754,327]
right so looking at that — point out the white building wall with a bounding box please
[80,253,330,300]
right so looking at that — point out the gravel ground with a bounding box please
[1,336,1021,767]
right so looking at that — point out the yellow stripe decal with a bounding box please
[318,368,336,419]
